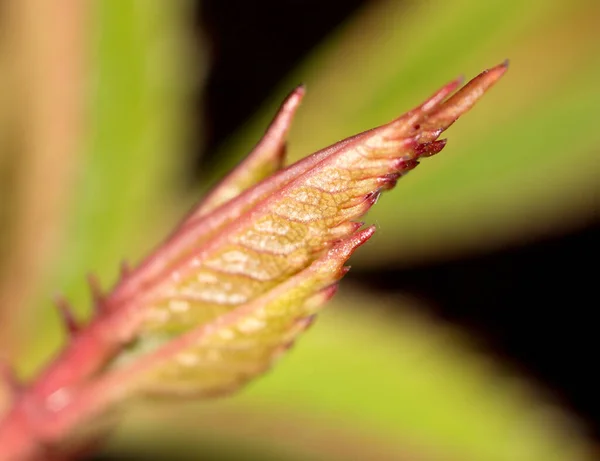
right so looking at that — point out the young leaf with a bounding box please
[81,62,507,398]
[45,63,507,396]
[0,63,506,459]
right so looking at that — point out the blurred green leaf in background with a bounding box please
[1,0,598,460]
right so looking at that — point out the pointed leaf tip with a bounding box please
[330,225,376,261]
[420,77,464,113]
[424,62,508,131]
[186,84,306,221]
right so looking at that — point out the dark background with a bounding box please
[195,0,599,440]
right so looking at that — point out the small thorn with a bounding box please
[297,314,317,331]
[87,273,104,311]
[366,190,381,206]
[415,139,448,158]
[54,296,80,335]
[120,260,131,278]
[402,159,420,171]
[378,173,400,189]
[318,284,340,303]
[0,359,21,395]
[273,342,296,361]
[304,284,340,310]
[348,221,365,233]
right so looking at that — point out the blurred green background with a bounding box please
[0,0,598,460]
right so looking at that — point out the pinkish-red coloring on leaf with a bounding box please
[0,62,508,461]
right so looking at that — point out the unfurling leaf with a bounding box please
[0,63,507,458]
[96,62,507,399]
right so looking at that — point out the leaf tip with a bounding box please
[419,77,463,113]
[279,84,306,119]
[333,225,376,259]
[292,83,306,98]
[484,59,510,79]
[54,295,81,336]
[421,61,509,132]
